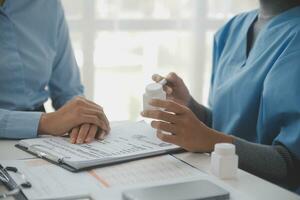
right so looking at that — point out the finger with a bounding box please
[78,98,110,131]
[163,85,173,95]
[98,110,110,132]
[151,121,178,134]
[100,111,110,132]
[79,101,110,131]
[157,130,177,144]
[85,124,98,143]
[75,96,103,111]
[74,98,109,128]
[96,130,106,140]
[149,99,186,114]
[166,72,180,84]
[84,100,108,127]
[100,128,110,138]
[153,73,179,88]
[80,114,108,132]
[69,127,79,144]
[141,110,178,123]
[84,98,102,108]
[82,109,109,130]
[152,74,164,83]
[76,124,90,144]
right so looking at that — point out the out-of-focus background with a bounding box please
[59,0,258,121]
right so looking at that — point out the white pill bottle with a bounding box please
[211,143,238,179]
[143,82,166,111]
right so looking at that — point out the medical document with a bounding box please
[1,155,205,200]
[16,121,181,171]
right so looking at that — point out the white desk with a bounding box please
[0,140,299,200]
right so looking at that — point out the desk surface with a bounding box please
[0,140,299,200]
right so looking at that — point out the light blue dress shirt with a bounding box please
[0,0,83,139]
[210,7,300,160]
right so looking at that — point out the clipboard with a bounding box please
[15,121,184,172]
[15,144,77,172]
[0,164,28,200]
[15,143,184,173]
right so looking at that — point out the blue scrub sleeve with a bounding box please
[0,109,42,139]
[261,49,300,160]
[187,97,212,127]
[49,1,84,110]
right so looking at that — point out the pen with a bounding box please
[28,146,64,163]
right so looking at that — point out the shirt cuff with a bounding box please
[4,111,43,139]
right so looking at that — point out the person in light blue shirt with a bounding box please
[142,0,300,193]
[0,0,110,143]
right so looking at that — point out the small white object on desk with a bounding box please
[143,79,167,111]
[211,143,238,179]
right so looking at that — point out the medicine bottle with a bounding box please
[211,143,238,179]
[143,83,166,111]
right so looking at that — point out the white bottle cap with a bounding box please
[146,83,163,96]
[159,79,167,85]
[214,143,236,156]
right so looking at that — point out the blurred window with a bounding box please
[61,0,258,120]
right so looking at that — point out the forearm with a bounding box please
[0,109,42,139]
[187,97,212,127]
[233,137,300,188]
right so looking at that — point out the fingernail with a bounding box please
[165,87,171,93]
[100,133,106,140]
[97,131,104,140]
[77,139,83,144]
[85,138,92,143]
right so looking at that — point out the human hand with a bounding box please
[141,99,233,152]
[69,123,107,144]
[38,96,110,138]
[152,72,191,106]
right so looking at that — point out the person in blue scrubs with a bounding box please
[0,0,110,143]
[142,0,300,192]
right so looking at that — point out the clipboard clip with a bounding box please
[27,145,69,164]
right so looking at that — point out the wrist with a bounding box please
[185,95,193,107]
[208,129,234,152]
[38,113,52,135]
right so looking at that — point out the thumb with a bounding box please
[152,74,164,83]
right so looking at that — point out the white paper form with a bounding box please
[18,121,180,169]
[87,155,206,188]
[0,155,205,200]
[1,159,99,200]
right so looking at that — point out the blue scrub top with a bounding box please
[0,0,83,139]
[210,7,300,160]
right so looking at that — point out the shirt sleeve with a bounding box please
[233,137,300,188]
[0,109,42,139]
[187,97,212,127]
[49,0,84,110]
[260,49,300,160]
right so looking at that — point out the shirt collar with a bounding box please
[265,6,300,29]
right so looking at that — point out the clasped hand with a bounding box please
[38,96,110,144]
